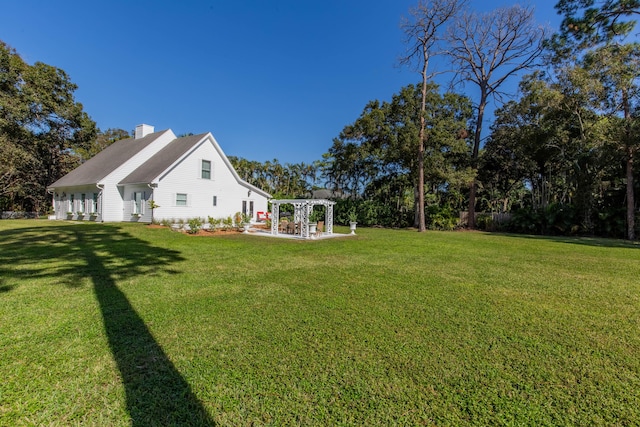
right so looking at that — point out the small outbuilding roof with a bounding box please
[270,198,336,206]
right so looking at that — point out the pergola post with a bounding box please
[271,202,280,235]
[326,201,334,234]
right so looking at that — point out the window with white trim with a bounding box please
[201,160,211,179]
[132,192,145,214]
[91,193,98,214]
[176,193,188,206]
[79,194,86,213]
[70,194,75,212]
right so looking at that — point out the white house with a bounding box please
[48,124,271,223]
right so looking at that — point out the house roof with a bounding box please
[118,133,208,185]
[48,130,171,188]
[49,127,272,199]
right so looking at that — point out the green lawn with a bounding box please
[1,220,639,426]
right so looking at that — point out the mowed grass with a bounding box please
[0,220,639,426]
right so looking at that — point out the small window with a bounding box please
[133,192,145,214]
[213,195,217,207]
[176,193,188,206]
[201,160,211,179]
[91,193,98,214]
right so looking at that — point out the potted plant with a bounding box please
[241,213,252,233]
[348,209,358,234]
[309,222,318,236]
[307,210,319,236]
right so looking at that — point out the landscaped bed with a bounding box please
[1,220,638,426]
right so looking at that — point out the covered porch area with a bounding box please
[269,199,336,239]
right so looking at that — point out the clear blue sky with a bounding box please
[2,0,560,165]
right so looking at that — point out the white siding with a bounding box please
[152,137,268,222]
[100,130,176,221]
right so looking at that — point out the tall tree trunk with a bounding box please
[626,146,635,240]
[417,55,428,232]
[468,91,487,229]
[414,184,420,227]
[623,89,635,240]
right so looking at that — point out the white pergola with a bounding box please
[270,199,336,239]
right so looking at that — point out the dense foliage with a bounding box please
[228,156,325,200]
[231,1,638,238]
[325,83,473,228]
[0,41,97,212]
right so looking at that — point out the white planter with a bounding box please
[309,222,318,235]
[349,221,357,235]
[242,223,251,233]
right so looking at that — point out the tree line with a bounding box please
[321,0,639,239]
[0,40,132,212]
[1,0,638,239]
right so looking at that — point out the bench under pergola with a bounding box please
[270,199,335,239]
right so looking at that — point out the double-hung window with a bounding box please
[176,193,188,206]
[201,160,211,179]
[133,192,145,214]
[91,193,98,214]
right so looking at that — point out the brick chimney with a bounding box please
[134,124,154,139]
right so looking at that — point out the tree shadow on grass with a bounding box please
[505,232,640,249]
[0,223,215,426]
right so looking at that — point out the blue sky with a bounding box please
[2,0,560,165]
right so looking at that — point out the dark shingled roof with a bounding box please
[48,130,171,188]
[118,133,208,185]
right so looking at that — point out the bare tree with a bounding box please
[446,5,547,228]
[400,0,466,232]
